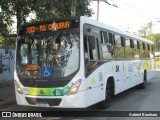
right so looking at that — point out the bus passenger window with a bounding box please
[147,44,150,51]
[88,36,99,60]
[137,41,140,49]
[114,35,125,58]
[143,43,146,50]
[101,31,114,59]
[130,39,134,48]
[108,33,113,45]
[125,38,133,58]
[140,42,146,58]
[146,44,150,58]
[133,40,139,59]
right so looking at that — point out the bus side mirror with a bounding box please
[88,36,95,49]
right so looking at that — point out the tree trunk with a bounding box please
[71,0,76,16]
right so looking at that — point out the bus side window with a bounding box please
[143,42,146,50]
[130,39,134,48]
[88,36,99,60]
[125,38,133,58]
[146,44,150,58]
[114,34,125,58]
[101,31,113,59]
[112,34,116,45]
[108,33,113,45]
[140,42,146,58]
[137,41,140,49]
[133,40,139,59]
[151,45,154,52]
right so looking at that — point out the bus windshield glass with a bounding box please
[16,29,80,79]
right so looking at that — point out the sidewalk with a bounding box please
[0,85,16,109]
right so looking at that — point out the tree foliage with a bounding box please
[138,21,154,37]
[33,0,93,20]
[0,0,93,33]
[0,0,93,47]
[146,33,160,51]
[0,0,35,32]
[0,9,13,36]
[137,22,160,51]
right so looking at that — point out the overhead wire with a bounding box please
[92,0,156,31]
[99,2,121,25]
[106,2,147,30]
[117,0,157,18]
[100,1,148,26]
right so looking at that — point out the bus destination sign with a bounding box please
[26,20,79,34]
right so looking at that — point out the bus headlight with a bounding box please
[67,79,81,95]
[15,82,23,94]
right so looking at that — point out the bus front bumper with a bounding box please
[15,90,87,108]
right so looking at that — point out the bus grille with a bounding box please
[25,97,62,106]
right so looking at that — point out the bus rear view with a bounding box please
[15,17,87,108]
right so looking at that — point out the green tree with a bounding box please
[0,0,93,32]
[146,33,160,51]
[0,0,36,33]
[34,0,93,20]
[0,33,5,47]
[138,22,154,38]
[0,10,13,36]
[146,21,154,35]
[138,26,148,37]
[0,0,93,47]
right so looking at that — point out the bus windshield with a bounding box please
[16,30,80,79]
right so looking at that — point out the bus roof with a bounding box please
[19,16,153,45]
[80,16,153,44]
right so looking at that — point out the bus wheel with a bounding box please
[138,70,147,89]
[98,83,112,109]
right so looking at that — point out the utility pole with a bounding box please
[92,0,118,21]
[97,0,99,21]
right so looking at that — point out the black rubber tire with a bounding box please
[98,83,112,109]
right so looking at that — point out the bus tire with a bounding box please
[98,83,112,109]
[138,70,147,89]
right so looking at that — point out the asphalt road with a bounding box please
[1,71,160,120]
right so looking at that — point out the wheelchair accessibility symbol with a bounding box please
[43,67,53,78]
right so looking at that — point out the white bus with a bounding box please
[14,16,154,109]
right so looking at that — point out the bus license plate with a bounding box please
[36,102,49,107]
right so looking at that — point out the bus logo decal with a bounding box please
[43,67,53,78]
